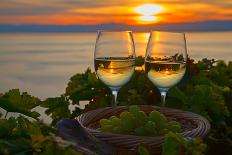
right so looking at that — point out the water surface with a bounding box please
[0,32,231,99]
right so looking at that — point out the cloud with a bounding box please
[0,1,66,16]
[0,7,63,16]
[0,0,231,24]
[0,0,232,16]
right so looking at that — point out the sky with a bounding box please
[0,0,232,25]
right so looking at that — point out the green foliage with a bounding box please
[65,68,112,109]
[135,56,144,66]
[98,105,182,136]
[0,58,232,154]
[119,70,161,106]
[40,95,72,125]
[169,84,229,122]
[0,116,81,155]
[31,134,81,155]
[0,89,41,118]
[168,59,231,122]
[167,59,232,155]
[0,117,17,138]
[65,68,161,109]
[67,59,232,154]
[65,68,110,102]
[138,145,150,155]
[162,132,206,155]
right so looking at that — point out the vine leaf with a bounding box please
[0,116,82,155]
[138,145,150,155]
[0,89,41,119]
[40,96,71,125]
[65,68,110,105]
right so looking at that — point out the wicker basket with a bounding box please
[76,105,210,152]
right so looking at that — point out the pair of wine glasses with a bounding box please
[94,31,187,107]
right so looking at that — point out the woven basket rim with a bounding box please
[76,105,210,139]
[76,105,210,150]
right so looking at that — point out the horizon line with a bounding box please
[0,20,232,32]
[0,20,232,26]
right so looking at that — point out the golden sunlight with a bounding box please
[135,4,163,15]
[139,15,156,21]
[134,4,163,23]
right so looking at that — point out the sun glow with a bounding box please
[139,15,156,21]
[134,4,163,23]
[135,4,163,15]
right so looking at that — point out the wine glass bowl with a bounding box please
[94,31,136,106]
[145,31,187,106]
[94,58,135,88]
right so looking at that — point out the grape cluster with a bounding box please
[98,105,182,136]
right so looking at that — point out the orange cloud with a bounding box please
[0,0,231,25]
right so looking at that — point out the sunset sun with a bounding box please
[134,4,163,23]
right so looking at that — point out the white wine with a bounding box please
[95,57,135,87]
[145,61,186,88]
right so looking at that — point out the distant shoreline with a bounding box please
[0,30,232,33]
[1,20,232,32]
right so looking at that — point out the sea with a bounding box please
[0,32,231,99]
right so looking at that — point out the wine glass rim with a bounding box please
[97,30,132,33]
[150,30,185,35]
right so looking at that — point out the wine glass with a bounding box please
[94,31,136,106]
[145,31,187,106]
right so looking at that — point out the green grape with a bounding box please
[145,121,156,129]
[159,122,168,129]
[144,121,157,135]
[158,128,169,135]
[99,118,111,126]
[129,105,140,115]
[120,111,133,121]
[134,126,147,136]
[110,116,117,120]
[168,124,182,133]
[99,125,113,132]
[136,111,148,126]
[169,121,181,126]
[98,106,183,137]
[168,121,182,132]
[121,116,137,132]
[149,111,167,123]
[111,117,122,126]
[133,110,147,119]
[112,126,122,134]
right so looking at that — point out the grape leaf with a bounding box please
[162,132,206,155]
[0,89,41,118]
[40,96,71,125]
[162,136,180,155]
[0,117,82,155]
[0,117,17,138]
[138,145,150,155]
[3,89,41,110]
[65,68,110,105]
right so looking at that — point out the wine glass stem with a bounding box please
[160,91,166,107]
[110,87,119,107]
[159,88,168,107]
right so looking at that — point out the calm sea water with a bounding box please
[0,32,231,99]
